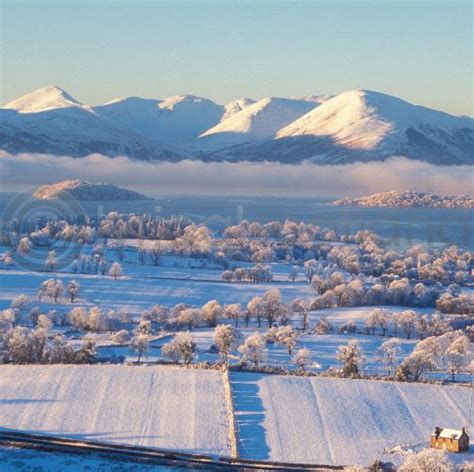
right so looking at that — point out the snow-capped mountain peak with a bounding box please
[276,89,474,154]
[158,94,219,112]
[197,96,322,149]
[222,98,256,120]
[1,86,472,165]
[2,85,89,114]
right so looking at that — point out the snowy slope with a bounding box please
[232,373,472,465]
[0,365,231,455]
[222,98,256,120]
[214,90,474,164]
[96,94,224,146]
[0,87,183,161]
[197,97,320,150]
[3,85,91,114]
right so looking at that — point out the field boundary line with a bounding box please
[222,366,239,459]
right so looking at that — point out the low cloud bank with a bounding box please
[0,152,472,197]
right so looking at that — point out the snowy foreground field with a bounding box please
[0,447,183,472]
[0,365,231,456]
[0,364,472,467]
[231,372,473,466]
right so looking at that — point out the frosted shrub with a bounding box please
[400,448,454,472]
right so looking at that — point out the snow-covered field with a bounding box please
[3,364,470,467]
[231,372,473,466]
[0,365,231,456]
[0,447,184,472]
[0,265,312,314]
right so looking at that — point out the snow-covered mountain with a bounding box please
[1,86,472,165]
[95,94,225,146]
[0,86,183,161]
[3,85,89,114]
[211,90,474,164]
[196,97,324,151]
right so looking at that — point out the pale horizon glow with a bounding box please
[1,0,473,117]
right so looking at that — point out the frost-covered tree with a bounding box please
[149,304,168,324]
[275,325,298,355]
[292,299,310,330]
[111,329,129,346]
[238,332,267,367]
[108,262,123,280]
[400,448,454,472]
[222,270,235,283]
[292,347,312,372]
[67,280,80,303]
[47,333,75,363]
[69,307,87,330]
[260,289,289,327]
[38,279,64,303]
[336,340,364,377]
[201,300,223,327]
[214,324,241,364]
[3,251,13,266]
[377,338,401,375]
[37,314,52,330]
[338,320,357,334]
[175,332,196,364]
[304,259,318,282]
[415,314,430,339]
[11,294,29,313]
[7,327,33,363]
[29,306,42,326]
[75,336,97,364]
[289,265,299,283]
[444,331,471,381]
[130,332,151,363]
[429,314,451,336]
[176,308,201,330]
[88,306,105,331]
[247,296,264,328]
[161,340,180,363]
[366,308,389,336]
[397,310,418,339]
[224,303,242,327]
[315,316,331,334]
[397,347,437,381]
[162,332,196,364]
[148,241,164,265]
[136,318,153,335]
[17,237,31,255]
[45,250,57,272]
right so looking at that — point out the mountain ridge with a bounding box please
[1,86,472,165]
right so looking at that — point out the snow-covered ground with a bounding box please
[0,365,231,456]
[0,447,184,471]
[1,364,472,467]
[230,372,474,466]
[0,266,312,314]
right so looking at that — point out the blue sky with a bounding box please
[1,0,472,115]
